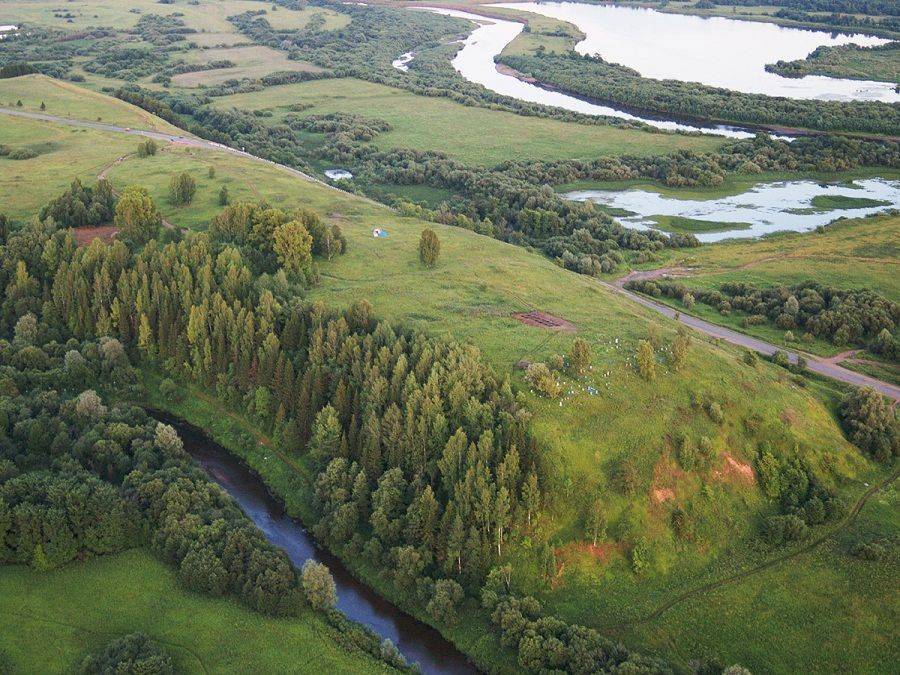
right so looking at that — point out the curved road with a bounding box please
[4,106,898,401]
[605,278,900,401]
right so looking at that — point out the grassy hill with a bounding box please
[0,78,895,673]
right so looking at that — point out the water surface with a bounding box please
[162,414,476,675]
[419,7,757,138]
[494,3,898,102]
[564,178,900,242]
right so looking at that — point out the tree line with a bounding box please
[498,52,900,136]
[625,278,899,359]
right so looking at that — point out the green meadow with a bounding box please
[0,80,895,673]
[0,550,393,674]
[209,78,725,165]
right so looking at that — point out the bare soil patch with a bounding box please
[713,453,755,483]
[514,310,575,331]
[651,487,676,504]
[73,225,117,246]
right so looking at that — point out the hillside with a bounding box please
[0,76,894,673]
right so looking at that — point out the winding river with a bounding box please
[563,177,900,242]
[417,7,757,138]
[160,414,476,675]
[494,3,899,102]
[403,4,898,138]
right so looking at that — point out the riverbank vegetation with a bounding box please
[0,39,897,675]
[767,41,900,84]
[498,51,900,135]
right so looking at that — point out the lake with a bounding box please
[493,2,898,102]
[563,178,900,242]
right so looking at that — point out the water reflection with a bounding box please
[418,7,759,138]
[162,415,477,675]
[563,178,900,242]
[494,2,898,102]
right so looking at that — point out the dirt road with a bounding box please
[5,106,897,400]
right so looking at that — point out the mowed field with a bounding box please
[0,81,895,672]
[210,78,726,165]
[173,45,323,88]
[0,549,392,674]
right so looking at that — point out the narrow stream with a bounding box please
[157,413,477,675]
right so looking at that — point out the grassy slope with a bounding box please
[0,117,135,221]
[2,82,896,672]
[0,549,392,674]
[209,78,725,166]
[0,75,181,133]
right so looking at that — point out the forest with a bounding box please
[0,184,680,672]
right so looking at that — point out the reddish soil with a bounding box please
[73,225,118,246]
[713,453,755,483]
[651,487,676,504]
[514,310,576,331]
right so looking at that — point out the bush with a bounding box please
[765,514,808,546]
[7,147,38,160]
[169,172,196,206]
[419,227,440,267]
[525,362,561,398]
[79,633,174,675]
[137,139,158,157]
[301,559,337,610]
[839,387,897,462]
[427,578,465,625]
[158,377,181,402]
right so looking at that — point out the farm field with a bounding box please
[0,549,392,674]
[209,78,726,165]
[0,0,347,34]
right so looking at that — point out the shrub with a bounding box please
[79,633,173,675]
[7,147,38,160]
[525,362,562,398]
[838,387,897,462]
[169,172,196,205]
[137,139,158,157]
[427,578,465,625]
[636,339,656,381]
[301,559,337,610]
[567,338,591,376]
[765,514,808,545]
[419,227,440,267]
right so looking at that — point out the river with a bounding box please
[414,7,758,138]
[492,3,898,102]
[563,177,900,242]
[159,414,477,675]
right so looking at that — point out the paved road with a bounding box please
[604,279,900,401]
[5,107,898,400]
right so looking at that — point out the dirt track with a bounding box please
[4,106,898,400]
